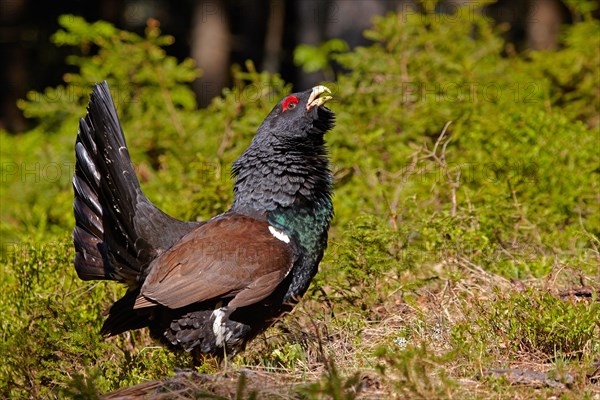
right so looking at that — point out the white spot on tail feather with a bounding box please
[212,308,226,347]
[268,226,290,243]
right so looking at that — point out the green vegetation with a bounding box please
[1,2,598,398]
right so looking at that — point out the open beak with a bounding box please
[306,85,332,111]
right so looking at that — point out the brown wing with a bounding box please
[133,213,294,310]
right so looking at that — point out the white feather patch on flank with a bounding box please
[212,308,226,347]
[268,226,290,243]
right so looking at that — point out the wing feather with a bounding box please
[133,213,294,310]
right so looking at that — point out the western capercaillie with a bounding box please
[73,81,334,357]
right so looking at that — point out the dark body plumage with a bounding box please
[73,81,334,357]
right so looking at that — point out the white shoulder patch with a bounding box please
[268,225,290,243]
[212,308,226,347]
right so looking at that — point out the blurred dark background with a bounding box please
[0,0,579,132]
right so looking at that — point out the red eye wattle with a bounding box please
[282,96,299,112]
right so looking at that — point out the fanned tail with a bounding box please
[72,81,200,286]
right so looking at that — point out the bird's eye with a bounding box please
[282,96,299,112]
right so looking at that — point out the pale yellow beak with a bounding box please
[306,85,333,111]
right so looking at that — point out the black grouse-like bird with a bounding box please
[73,81,334,357]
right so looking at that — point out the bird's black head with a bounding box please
[255,85,334,146]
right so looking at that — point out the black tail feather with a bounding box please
[73,81,201,286]
[73,226,107,280]
[101,289,151,336]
